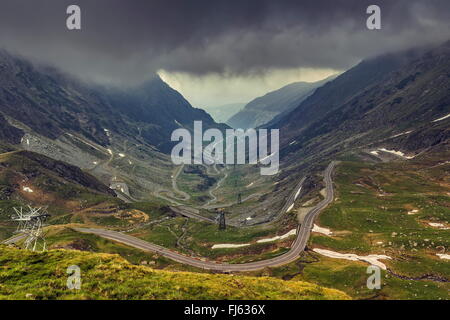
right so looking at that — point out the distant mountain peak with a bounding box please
[227,76,335,129]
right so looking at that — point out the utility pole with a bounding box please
[237,193,242,204]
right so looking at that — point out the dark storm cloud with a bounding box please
[0,0,449,84]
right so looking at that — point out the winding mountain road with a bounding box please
[202,169,228,208]
[171,165,191,201]
[74,162,336,272]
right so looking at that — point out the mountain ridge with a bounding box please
[270,42,450,161]
[228,76,335,129]
[0,50,221,153]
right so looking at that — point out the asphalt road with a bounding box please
[171,165,191,201]
[74,162,336,272]
[169,206,218,224]
[2,233,26,244]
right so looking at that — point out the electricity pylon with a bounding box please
[216,208,226,230]
[237,193,242,204]
[11,206,50,252]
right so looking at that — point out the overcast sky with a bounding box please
[1,0,449,107]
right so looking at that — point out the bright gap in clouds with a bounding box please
[158,67,340,108]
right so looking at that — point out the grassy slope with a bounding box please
[0,151,121,240]
[280,155,450,299]
[0,245,349,300]
[128,206,298,262]
[2,149,448,300]
[39,227,194,271]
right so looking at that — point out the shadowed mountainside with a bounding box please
[272,42,450,162]
[0,50,221,153]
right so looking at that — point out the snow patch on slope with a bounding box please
[428,222,449,230]
[432,113,450,122]
[378,148,414,159]
[312,248,391,270]
[312,224,332,236]
[390,130,413,138]
[212,243,250,249]
[257,229,297,243]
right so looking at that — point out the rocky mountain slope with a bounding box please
[228,77,334,129]
[99,76,222,153]
[0,50,226,201]
[242,41,450,225]
[0,114,22,145]
[0,50,219,153]
[0,150,115,196]
[272,42,450,164]
[0,150,117,240]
